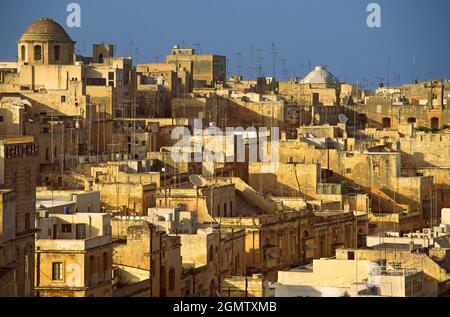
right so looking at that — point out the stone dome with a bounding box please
[300,66,340,85]
[20,18,74,43]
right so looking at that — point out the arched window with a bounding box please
[102,252,108,280]
[21,45,26,61]
[168,268,175,291]
[208,245,214,262]
[263,238,271,261]
[431,117,439,130]
[54,45,60,61]
[34,45,42,61]
[407,117,416,124]
[90,255,96,284]
[98,53,104,63]
[210,280,216,297]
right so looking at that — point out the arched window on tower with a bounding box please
[168,268,175,291]
[21,45,26,61]
[98,53,104,63]
[54,45,60,61]
[34,45,42,61]
[90,255,97,285]
[102,252,108,280]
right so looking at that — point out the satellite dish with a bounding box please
[338,113,349,124]
[314,113,321,125]
[189,174,207,188]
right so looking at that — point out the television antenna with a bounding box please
[271,42,277,79]
[234,52,242,77]
[280,58,288,81]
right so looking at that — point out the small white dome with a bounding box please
[300,66,340,85]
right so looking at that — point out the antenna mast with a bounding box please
[234,52,242,77]
[271,42,277,79]
[280,58,288,81]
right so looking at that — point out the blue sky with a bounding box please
[1,0,449,88]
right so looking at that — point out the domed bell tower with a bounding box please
[17,18,75,66]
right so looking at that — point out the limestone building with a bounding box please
[111,217,182,297]
[0,136,39,296]
[166,46,226,87]
[34,213,113,297]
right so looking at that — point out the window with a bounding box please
[347,251,355,260]
[76,223,86,239]
[431,117,439,130]
[54,45,60,61]
[168,268,175,291]
[346,168,352,174]
[98,53,104,63]
[357,229,366,248]
[224,202,227,217]
[263,239,270,261]
[0,116,3,123]
[150,259,155,277]
[208,245,214,263]
[61,96,66,103]
[26,169,31,194]
[291,233,297,253]
[21,45,25,61]
[108,72,114,81]
[86,78,107,86]
[52,262,63,280]
[24,213,31,231]
[90,255,96,282]
[34,45,42,61]
[382,117,391,129]
[103,252,108,271]
[12,171,17,190]
[61,224,72,233]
